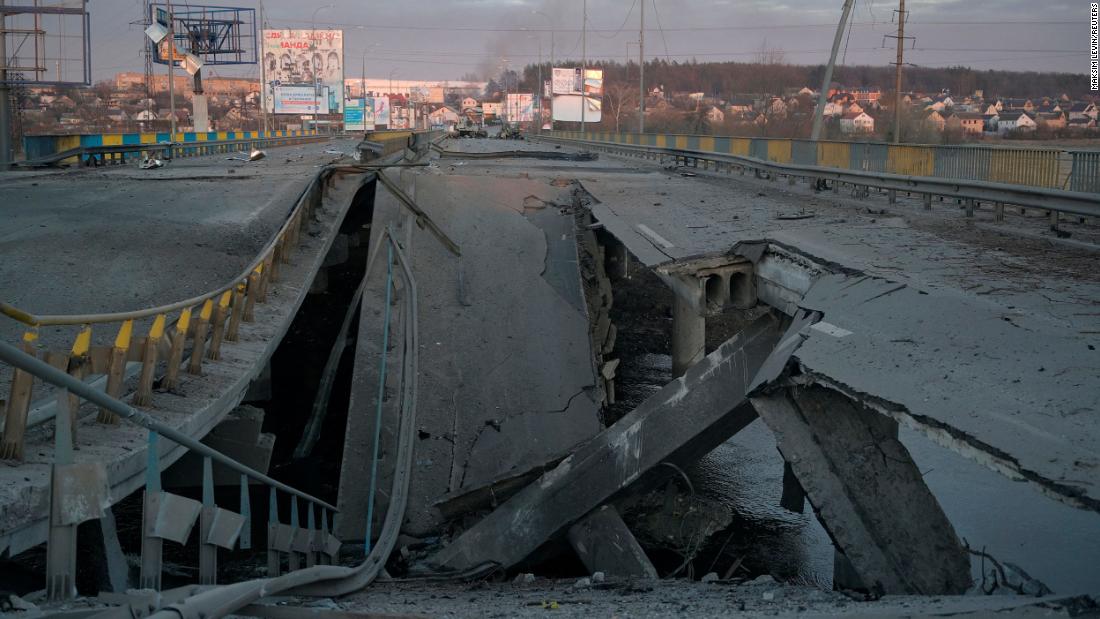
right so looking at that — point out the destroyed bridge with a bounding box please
[0,128,1097,617]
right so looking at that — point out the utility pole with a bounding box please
[639,0,645,134]
[580,0,586,132]
[810,0,855,141]
[887,0,909,144]
[0,0,11,169]
[167,0,177,139]
[259,2,268,134]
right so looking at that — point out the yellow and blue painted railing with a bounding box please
[549,131,1097,193]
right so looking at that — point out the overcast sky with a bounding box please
[89,0,1089,83]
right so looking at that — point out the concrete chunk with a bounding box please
[567,505,657,579]
[751,385,971,595]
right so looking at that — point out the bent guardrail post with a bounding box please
[135,315,166,407]
[1,331,38,460]
[188,299,214,375]
[98,320,133,424]
[163,308,190,391]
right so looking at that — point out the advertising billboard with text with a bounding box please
[263,29,344,115]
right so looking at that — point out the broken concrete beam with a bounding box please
[567,505,657,579]
[750,385,971,595]
[426,310,807,573]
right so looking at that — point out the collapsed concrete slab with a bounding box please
[427,310,813,572]
[751,385,972,595]
[567,505,658,579]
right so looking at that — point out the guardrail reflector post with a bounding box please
[994,202,1005,222]
[98,321,133,424]
[199,456,217,584]
[1,332,39,460]
[269,241,283,283]
[188,300,214,375]
[1049,209,1060,232]
[228,283,246,340]
[244,269,261,322]
[923,194,933,210]
[140,430,164,590]
[65,326,92,444]
[163,309,191,391]
[888,190,897,204]
[965,199,975,218]
[135,315,166,407]
[208,291,232,361]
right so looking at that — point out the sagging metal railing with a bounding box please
[0,164,328,461]
[136,224,426,619]
[548,131,1078,192]
[0,339,341,600]
[537,135,1100,228]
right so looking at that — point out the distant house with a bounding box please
[998,111,1036,133]
[1068,117,1097,130]
[134,109,157,122]
[823,101,845,117]
[706,106,725,124]
[1037,112,1066,130]
[429,105,461,126]
[839,111,874,134]
[983,113,999,132]
[1067,102,1098,121]
[482,101,501,120]
[728,97,755,116]
[845,101,865,116]
[951,112,984,135]
[852,87,882,104]
[924,110,947,132]
[461,97,478,111]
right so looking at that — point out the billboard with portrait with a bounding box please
[374,96,390,127]
[263,29,344,115]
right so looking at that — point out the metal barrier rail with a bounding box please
[137,225,424,619]
[17,134,330,168]
[548,131,1080,192]
[537,135,1100,224]
[0,340,340,600]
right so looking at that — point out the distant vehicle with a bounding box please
[498,123,524,140]
[452,117,488,138]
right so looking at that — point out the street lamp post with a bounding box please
[310,4,333,134]
[528,35,543,133]
[388,68,399,127]
[533,10,554,130]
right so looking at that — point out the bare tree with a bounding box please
[603,82,638,133]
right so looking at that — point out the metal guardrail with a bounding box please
[16,134,330,168]
[537,135,1100,225]
[548,131,1082,192]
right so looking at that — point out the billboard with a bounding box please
[504,93,535,123]
[552,67,577,95]
[344,98,365,131]
[551,68,604,96]
[552,95,602,123]
[374,97,390,127]
[263,29,344,114]
[274,85,320,114]
[483,102,502,117]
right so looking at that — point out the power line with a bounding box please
[261,18,1077,34]
[594,0,638,40]
[651,0,671,62]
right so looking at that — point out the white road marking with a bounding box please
[636,224,674,249]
